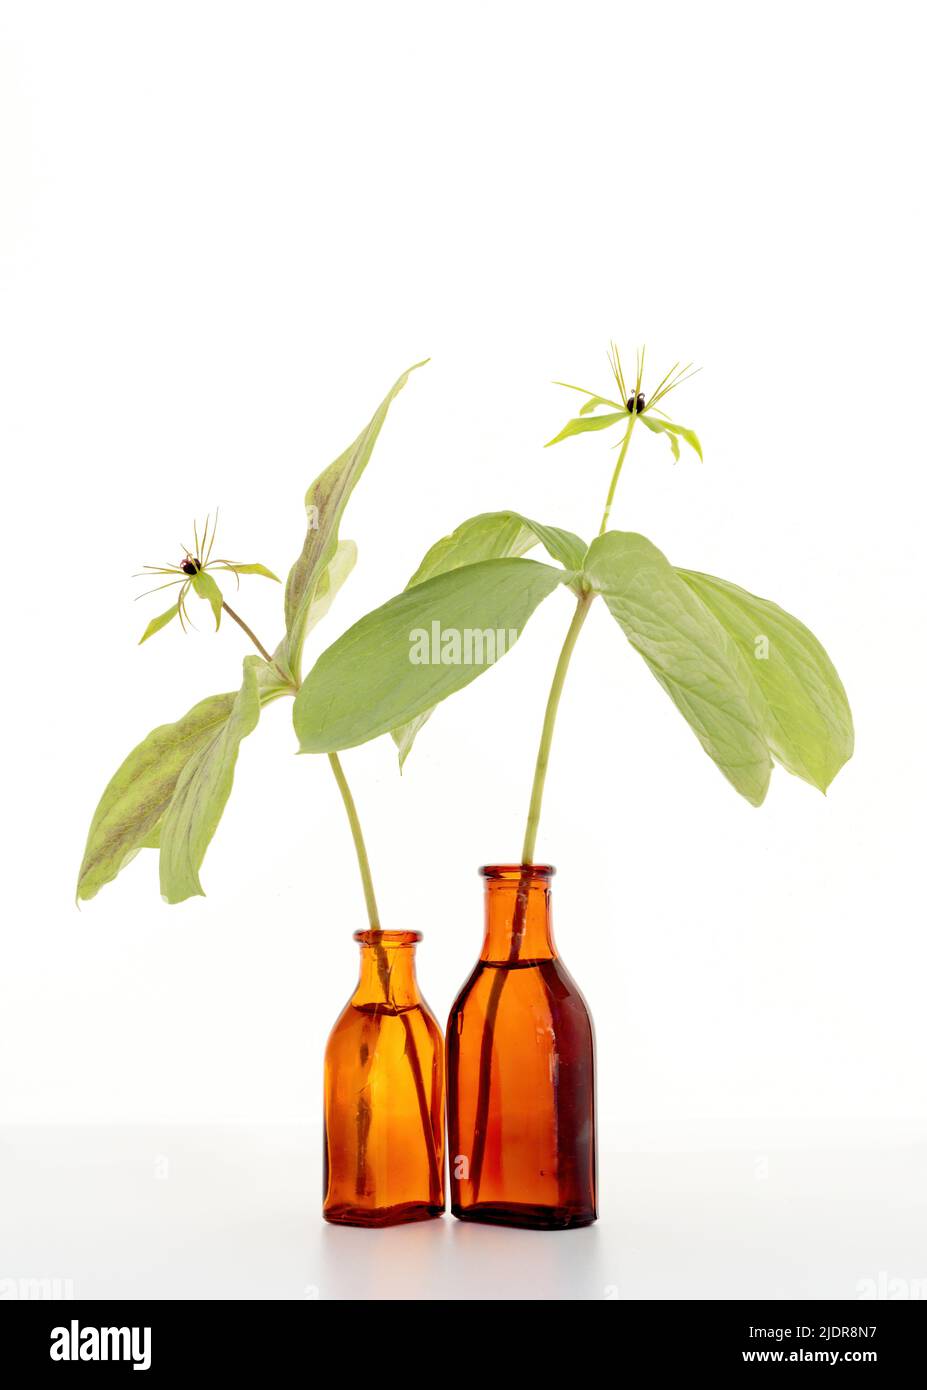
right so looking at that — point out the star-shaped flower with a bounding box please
[546,344,702,462]
[135,513,279,644]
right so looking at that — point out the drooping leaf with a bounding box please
[639,413,702,461]
[294,557,570,754]
[158,656,268,903]
[391,710,432,769]
[584,532,772,805]
[192,571,223,629]
[392,511,588,765]
[77,668,291,903]
[677,569,853,792]
[280,360,428,681]
[139,603,179,645]
[78,691,240,901]
[545,410,628,448]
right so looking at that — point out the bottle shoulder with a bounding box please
[448,954,593,1023]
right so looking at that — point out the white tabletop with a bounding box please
[1,1124,922,1301]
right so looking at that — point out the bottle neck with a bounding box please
[480,865,556,962]
[351,930,423,1010]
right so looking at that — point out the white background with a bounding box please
[1,1,924,1300]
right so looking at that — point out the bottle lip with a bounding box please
[479,863,555,881]
[353,929,422,946]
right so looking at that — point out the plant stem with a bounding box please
[329,738,442,1205]
[328,751,381,932]
[469,411,643,1206]
[220,597,383,933]
[598,411,637,535]
[221,600,277,666]
[221,596,437,1199]
[521,590,594,865]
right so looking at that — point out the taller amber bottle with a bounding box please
[324,930,445,1227]
[447,865,597,1229]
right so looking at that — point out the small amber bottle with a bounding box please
[447,865,597,1229]
[323,930,445,1226]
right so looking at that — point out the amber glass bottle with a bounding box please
[446,865,596,1229]
[323,930,445,1227]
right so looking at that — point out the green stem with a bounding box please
[598,411,637,536]
[521,591,593,863]
[221,598,382,934]
[327,751,381,932]
[220,600,277,665]
[472,406,644,1204]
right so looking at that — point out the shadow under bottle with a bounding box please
[447,865,597,1230]
[324,929,445,1227]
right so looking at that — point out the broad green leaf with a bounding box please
[193,571,223,629]
[677,570,853,792]
[640,413,702,461]
[281,360,427,681]
[77,667,291,903]
[159,656,265,903]
[393,511,588,765]
[545,410,628,448]
[584,532,772,805]
[215,562,280,581]
[295,557,569,753]
[139,603,179,645]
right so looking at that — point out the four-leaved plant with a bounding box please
[294,346,853,834]
[77,362,427,909]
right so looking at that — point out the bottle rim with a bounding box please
[353,928,422,946]
[479,863,555,880]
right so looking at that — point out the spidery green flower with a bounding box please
[135,512,280,644]
[546,343,703,462]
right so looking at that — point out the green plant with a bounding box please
[77,362,427,911]
[294,346,853,833]
[293,344,853,1201]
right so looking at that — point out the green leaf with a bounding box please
[584,532,772,805]
[192,571,223,629]
[640,413,679,461]
[299,539,357,637]
[640,413,702,461]
[677,570,853,792]
[216,563,280,581]
[294,557,570,754]
[77,667,291,903]
[280,360,427,681]
[78,691,240,901]
[545,410,628,448]
[406,510,587,585]
[392,511,588,765]
[139,603,179,645]
[158,656,266,903]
